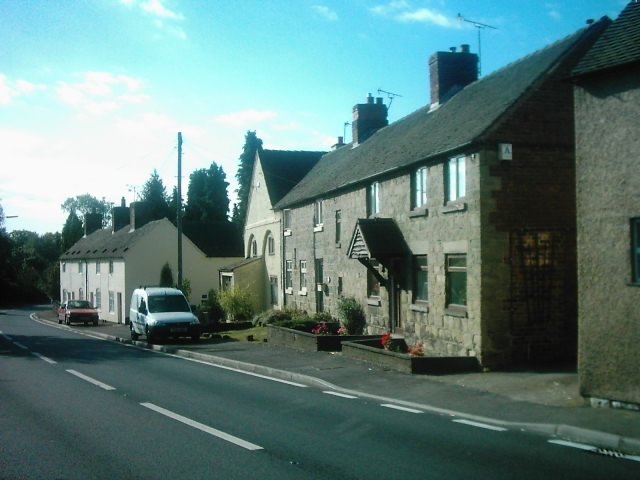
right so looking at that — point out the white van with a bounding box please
[129,287,200,343]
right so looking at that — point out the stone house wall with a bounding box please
[575,66,640,405]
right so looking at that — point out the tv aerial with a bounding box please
[377,88,402,110]
[457,13,497,76]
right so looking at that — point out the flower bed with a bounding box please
[266,324,380,352]
[341,339,480,375]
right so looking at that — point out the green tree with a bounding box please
[61,211,83,251]
[184,161,230,222]
[61,194,112,227]
[160,262,174,287]
[232,131,263,227]
[140,169,171,221]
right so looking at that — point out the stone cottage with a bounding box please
[275,20,609,369]
[572,1,640,407]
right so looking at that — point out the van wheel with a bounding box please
[130,324,139,341]
[145,326,154,344]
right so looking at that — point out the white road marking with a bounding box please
[176,355,308,388]
[323,391,358,399]
[66,369,115,390]
[33,352,57,364]
[453,419,507,431]
[381,404,424,414]
[548,439,640,462]
[14,342,29,350]
[141,402,263,451]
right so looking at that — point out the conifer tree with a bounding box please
[233,130,263,227]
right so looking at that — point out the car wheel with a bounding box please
[145,326,154,344]
[93,320,98,326]
[191,334,200,343]
[130,324,139,341]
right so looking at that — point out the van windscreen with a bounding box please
[148,295,190,313]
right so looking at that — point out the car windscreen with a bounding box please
[147,295,190,313]
[68,300,92,309]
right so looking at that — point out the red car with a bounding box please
[57,300,99,326]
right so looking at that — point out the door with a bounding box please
[315,258,324,313]
[117,292,123,324]
[389,258,403,332]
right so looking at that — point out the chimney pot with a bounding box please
[461,44,470,53]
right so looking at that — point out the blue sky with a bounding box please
[0,0,628,234]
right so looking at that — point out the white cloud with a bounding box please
[312,5,338,21]
[141,0,184,20]
[0,74,46,106]
[370,1,457,28]
[55,71,148,116]
[119,0,186,38]
[214,109,278,128]
[545,3,562,21]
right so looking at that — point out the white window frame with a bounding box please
[283,209,292,236]
[285,260,293,294]
[368,181,380,217]
[413,166,428,209]
[299,260,308,295]
[447,156,466,202]
[314,199,324,231]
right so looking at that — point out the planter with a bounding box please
[266,325,379,352]
[342,339,480,374]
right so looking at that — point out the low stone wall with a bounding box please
[266,325,379,352]
[342,339,480,374]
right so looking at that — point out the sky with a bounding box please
[0,0,628,234]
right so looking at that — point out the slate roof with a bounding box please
[60,218,243,261]
[258,149,325,205]
[573,2,640,77]
[60,219,165,261]
[275,19,609,210]
[182,221,243,257]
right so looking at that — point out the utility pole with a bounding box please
[177,132,183,289]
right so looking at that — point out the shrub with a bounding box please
[218,288,254,322]
[201,289,225,323]
[252,309,291,326]
[159,262,174,287]
[337,296,366,335]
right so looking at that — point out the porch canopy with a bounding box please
[347,218,409,285]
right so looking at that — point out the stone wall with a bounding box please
[575,67,640,405]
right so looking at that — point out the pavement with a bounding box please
[31,307,640,457]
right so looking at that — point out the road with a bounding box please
[1,307,638,479]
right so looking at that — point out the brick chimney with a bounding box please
[352,94,388,146]
[112,197,130,233]
[83,212,103,237]
[429,44,478,108]
[129,201,152,232]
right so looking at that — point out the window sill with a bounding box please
[285,288,293,295]
[445,306,468,318]
[283,229,292,237]
[335,242,341,248]
[367,297,382,307]
[298,290,308,296]
[441,202,467,214]
[627,282,640,287]
[313,224,324,233]
[409,207,429,218]
[410,303,429,313]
